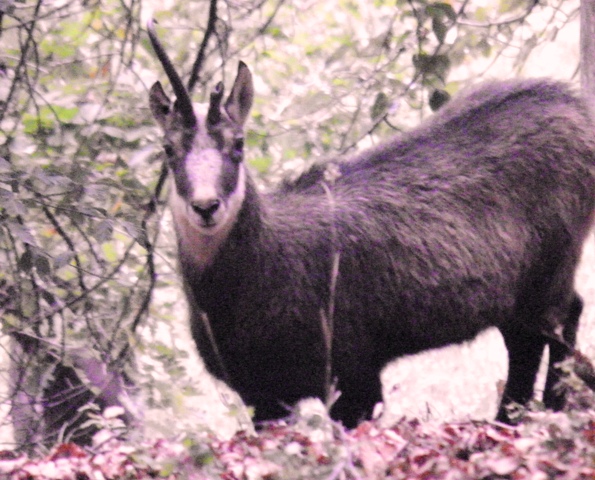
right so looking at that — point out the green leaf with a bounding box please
[120,221,140,241]
[5,197,27,216]
[477,38,492,57]
[154,342,175,358]
[95,220,113,242]
[57,44,77,58]
[498,0,525,14]
[35,255,51,277]
[432,17,448,43]
[0,188,27,216]
[429,89,451,112]
[412,53,450,79]
[249,156,272,174]
[187,441,215,467]
[54,251,75,269]
[158,461,176,477]
[22,113,52,135]
[9,222,37,246]
[427,2,457,22]
[2,313,20,331]
[264,25,287,39]
[51,105,79,123]
[18,250,33,272]
[19,280,38,318]
[474,7,488,22]
[21,105,78,135]
[60,20,85,40]
[246,129,263,148]
[101,242,118,263]
[370,92,389,121]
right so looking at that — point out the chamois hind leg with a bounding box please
[542,294,582,411]
[496,322,547,423]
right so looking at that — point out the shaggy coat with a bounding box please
[148,26,595,427]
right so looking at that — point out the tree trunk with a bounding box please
[581,0,595,93]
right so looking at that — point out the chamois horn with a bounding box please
[147,19,197,128]
[207,82,224,126]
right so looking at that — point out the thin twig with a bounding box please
[115,162,168,364]
[321,178,340,407]
[187,0,218,94]
[257,0,286,35]
[458,0,539,28]
[0,0,43,124]
[39,203,87,292]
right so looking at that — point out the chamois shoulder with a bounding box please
[446,78,586,119]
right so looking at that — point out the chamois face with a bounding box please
[149,63,254,237]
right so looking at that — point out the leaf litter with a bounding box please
[2,401,595,479]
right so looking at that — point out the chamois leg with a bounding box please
[542,294,582,411]
[496,323,547,423]
[330,373,382,429]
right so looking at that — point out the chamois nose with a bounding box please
[191,198,221,222]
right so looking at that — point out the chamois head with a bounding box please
[147,20,254,237]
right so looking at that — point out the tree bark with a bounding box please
[581,0,595,93]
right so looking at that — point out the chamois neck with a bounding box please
[225,174,266,247]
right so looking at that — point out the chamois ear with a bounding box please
[149,81,172,129]
[224,61,254,126]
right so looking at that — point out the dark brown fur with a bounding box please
[153,61,595,427]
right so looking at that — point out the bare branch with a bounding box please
[458,0,539,28]
[187,0,218,94]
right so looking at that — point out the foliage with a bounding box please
[0,0,582,453]
[0,0,162,451]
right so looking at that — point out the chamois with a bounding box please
[148,22,595,427]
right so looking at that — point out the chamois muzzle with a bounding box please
[191,198,221,224]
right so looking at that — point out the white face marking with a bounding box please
[170,163,246,270]
[185,147,225,220]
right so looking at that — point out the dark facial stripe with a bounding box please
[219,155,241,198]
[167,128,196,199]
